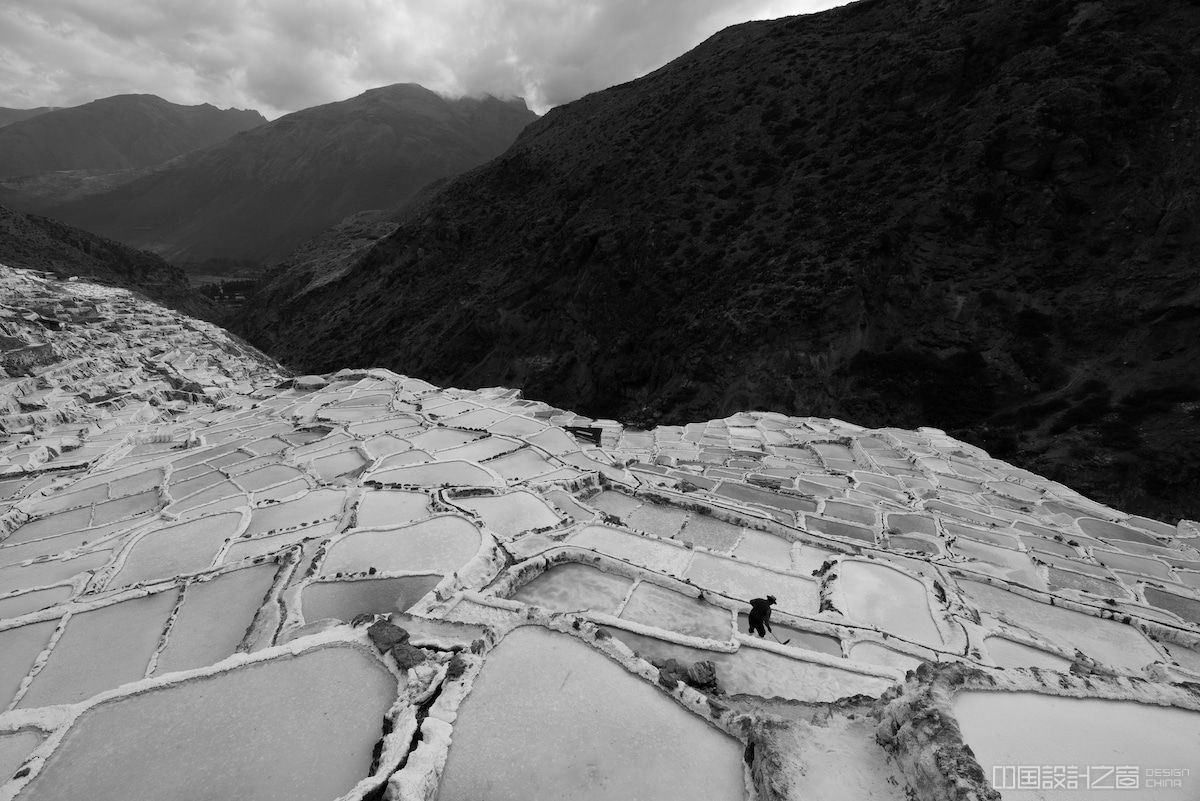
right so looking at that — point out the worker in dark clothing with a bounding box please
[747,595,777,637]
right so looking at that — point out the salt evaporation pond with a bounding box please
[437,436,521,463]
[836,561,943,648]
[954,692,1200,800]
[356,490,430,528]
[513,564,632,613]
[321,516,480,576]
[0,586,72,620]
[5,508,94,545]
[684,551,818,615]
[302,575,441,622]
[570,525,694,576]
[152,565,277,675]
[453,491,560,537]
[224,522,337,563]
[12,644,397,801]
[674,515,743,552]
[107,512,242,587]
[485,448,555,481]
[0,550,112,595]
[983,636,1073,671]
[624,502,688,538]
[619,581,732,640]
[19,590,177,707]
[370,460,500,487]
[846,641,925,673]
[0,620,57,708]
[732,529,793,569]
[0,730,43,784]
[736,614,842,657]
[958,580,1161,671]
[436,626,746,801]
[243,489,346,536]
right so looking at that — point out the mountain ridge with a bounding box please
[0,94,265,178]
[0,203,213,319]
[0,106,55,128]
[31,84,539,265]
[240,0,1200,521]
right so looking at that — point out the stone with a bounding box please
[686,660,720,693]
[445,653,468,680]
[655,658,688,689]
[367,619,410,652]
[390,642,427,670]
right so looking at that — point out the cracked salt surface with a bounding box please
[2,266,1200,800]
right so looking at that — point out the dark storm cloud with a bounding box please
[0,0,846,117]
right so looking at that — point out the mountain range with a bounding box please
[0,106,54,128]
[22,85,537,265]
[238,0,1200,522]
[0,94,264,177]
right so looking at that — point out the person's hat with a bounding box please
[766,595,777,603]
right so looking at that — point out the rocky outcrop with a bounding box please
[874,664,1003,801]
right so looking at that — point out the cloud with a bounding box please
[0,0,848,118]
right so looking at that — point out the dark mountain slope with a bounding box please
[0,107,54,128]
[0,95,265,177]
[243,0,1200,521]
[0,205,213,319]
[41,85,538,265]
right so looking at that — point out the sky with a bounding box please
[0,0,848,119]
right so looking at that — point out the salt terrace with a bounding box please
[1,265,1199,800]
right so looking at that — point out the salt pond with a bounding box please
[356,490,430,528]
[836,561,943,648]
[153,565,277,675]
[983,636,1073,671]
[0,620,57,708]
[12,645,397,801]
[846,642,926,673]
[619,581,732,640]
[302,575,441,622]
[954,692,1200,801]
[18,590,177,707]
[0,730,43,784]
[436,627,746,801]
[685,551,818,615]
[958,580,1161,671]
[736,614,841,657]
[0,550,112,598]
[321,515,480,576]
[453,491,560,537]
[369,460,501,487]
[0,586,72,620]
[513,563,632,614]
[107,512,242,588]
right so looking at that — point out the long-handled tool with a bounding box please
[769,630,790,645]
